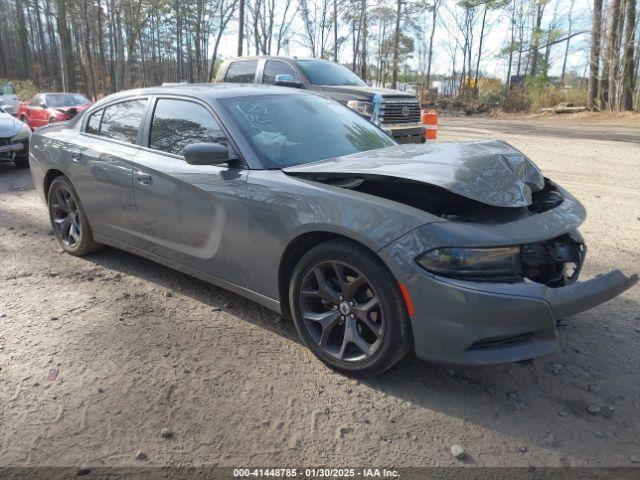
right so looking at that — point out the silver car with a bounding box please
[0,82,20,116]
[28,84,637,376]
[0,104,31,168]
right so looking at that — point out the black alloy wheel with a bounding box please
[290,239,412,377]
[51,185,82,247]
[299,260,384,362]
[47,176,101,256]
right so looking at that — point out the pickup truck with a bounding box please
[216,56,425,144]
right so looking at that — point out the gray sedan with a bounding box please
[28,84,637,376]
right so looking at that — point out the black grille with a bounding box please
[469,333,533,350]
[0,137,9,146]
[379,100,421,125]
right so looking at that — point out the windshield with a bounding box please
[295,60,367,86]
[46,93,90,107]
[1,84,16,96]
[219,94,395,168]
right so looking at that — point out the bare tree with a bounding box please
[600,0,621,109]
[588,0,603,110]
[621,0,636,110]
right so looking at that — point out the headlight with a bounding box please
[12,123,31,142]
[346,100,373,118]
[416,246,522,281]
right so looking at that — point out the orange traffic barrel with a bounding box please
[422,110,438,140]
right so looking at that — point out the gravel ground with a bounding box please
[0,117,639,468]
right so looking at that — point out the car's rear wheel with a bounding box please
[289,239,412,377]
[47,176,102,256]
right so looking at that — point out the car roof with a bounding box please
[222,56,333,64]
[89,83,306,109]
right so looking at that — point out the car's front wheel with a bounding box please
[289,239,412,377]
[47,176,102,256]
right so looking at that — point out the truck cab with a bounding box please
[216,57,425,144]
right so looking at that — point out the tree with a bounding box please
[600,0,621,109]
[237,0,244,55]
[560,0,575,83]
[529,0,547,77]
[425,0,441,89]
[390,0,402,88]
[587,0,603,110]
[621,0,636,110]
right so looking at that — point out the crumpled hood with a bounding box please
[53,104,90,114]
[0,113,25,137]
[283,140,546,208]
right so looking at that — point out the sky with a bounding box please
[213,0,594,82]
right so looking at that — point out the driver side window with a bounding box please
[149,99,228,156]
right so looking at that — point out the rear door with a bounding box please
[132,96,249,287]
[71,98,149,247]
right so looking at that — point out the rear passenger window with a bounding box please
[100,99,147,144]
[225,61,258,83]
[149,99,227,156]
[262,61,300,85]
[85,109,102,135]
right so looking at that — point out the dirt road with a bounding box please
[1,117,639,469]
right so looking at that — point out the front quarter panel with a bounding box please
[244,170,439,300]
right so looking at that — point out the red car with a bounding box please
[18,92,92,130]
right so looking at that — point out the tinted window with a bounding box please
[219,94,395,168]
[86,109,102,135]
[262,61,300,85]
[295,60,366,86]
[225,61,258,83]
[100,99,147,144]
[149,99,227,156]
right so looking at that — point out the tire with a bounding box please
[14,155,29,168]
[289,239,412,377]
[47,176,102,256]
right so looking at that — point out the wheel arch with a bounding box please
[43,169,66,197]
[277,231,397,320]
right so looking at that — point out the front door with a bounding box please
[132,97,249,287]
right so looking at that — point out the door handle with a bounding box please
[71,152,82,162]
[135,170,153,186]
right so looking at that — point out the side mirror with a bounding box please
[40,102,48,109]
[184,143,230,166]
[274,74,303,89]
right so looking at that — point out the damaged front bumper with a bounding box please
[0,141,25,162]
[403,268,637,365]
[380,188,638,365]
